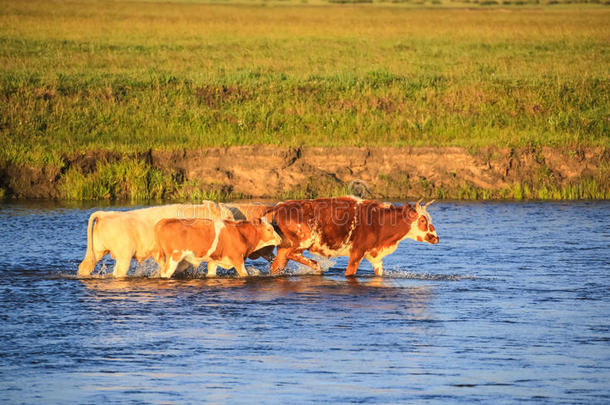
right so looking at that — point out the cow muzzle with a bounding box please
[426,233,439,244]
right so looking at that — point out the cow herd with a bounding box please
[77,196,439,278]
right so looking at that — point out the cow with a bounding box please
[267,196,439,277]
[154,218,282,279]
[77,202,274,278]
[221,203,276,262]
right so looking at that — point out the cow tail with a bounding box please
[85,211,101,264]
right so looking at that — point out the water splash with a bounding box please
[246,266,262,277]
[284,256,337,276]
[382,268,476,281]
[133,259,161,278]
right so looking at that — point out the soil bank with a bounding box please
[0,146,608,201]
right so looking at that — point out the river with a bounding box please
[0,201,608,403]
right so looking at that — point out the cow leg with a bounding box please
[234,260,248,277]
[160,253,182,279]
[207,262,218,278]
[365,255,384,277]
[77,258,97,277]
[345,251,364,277]
[287,252,322,274]
[372,262,384,276]
[78,248,108,277]
[113,256,132,278]
[270,247,290,275]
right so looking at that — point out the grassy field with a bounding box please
[0,0,608,168]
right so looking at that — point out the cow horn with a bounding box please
[416,198,423,209]
[424,200,436,208]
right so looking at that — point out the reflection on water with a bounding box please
[0,201,609,403]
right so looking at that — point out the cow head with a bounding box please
[256,218,283,249]
[404,199,439,244]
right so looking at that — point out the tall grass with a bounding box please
[57,160,240,201]
[0,0,608,166]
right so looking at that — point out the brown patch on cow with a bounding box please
[429,224,435,232]
[417,236,423,242]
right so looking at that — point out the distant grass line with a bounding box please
[2,69,608,167]
[0,1,609,183]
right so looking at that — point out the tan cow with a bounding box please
[222,202,275,261]
[154,218,282,279]
[77,202,273,278]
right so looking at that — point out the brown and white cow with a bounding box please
[77,202,274,278]
[154,218,282,279]
[267,196,439,277]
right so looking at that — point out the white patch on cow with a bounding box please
[347,195,363,204]
[365,243,401,277]
[366,256,384,276]
[298,231,317,251]
[161,257,182,278]
[367,243,399,261]
[316,243,353,257]
[204,220,224,258]
[181,249,196,263]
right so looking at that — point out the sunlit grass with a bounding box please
[0,0,608,166]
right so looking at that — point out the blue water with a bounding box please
[0,202,608,403]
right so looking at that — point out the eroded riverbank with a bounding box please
[1,146,608,201]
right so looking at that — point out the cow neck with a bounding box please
[235,221,258,256]
[371,206,415,246]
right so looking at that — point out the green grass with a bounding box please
[0,0,608,166]
[57,160,241,201]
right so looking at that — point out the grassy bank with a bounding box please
[1,0,609,169]
[52,157,610,201]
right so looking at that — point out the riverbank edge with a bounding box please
[0,146,608,201]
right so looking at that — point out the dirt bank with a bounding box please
[1,146,608,200]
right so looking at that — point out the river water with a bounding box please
[0,201,608,403]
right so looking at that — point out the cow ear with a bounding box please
[407,208,418,220]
